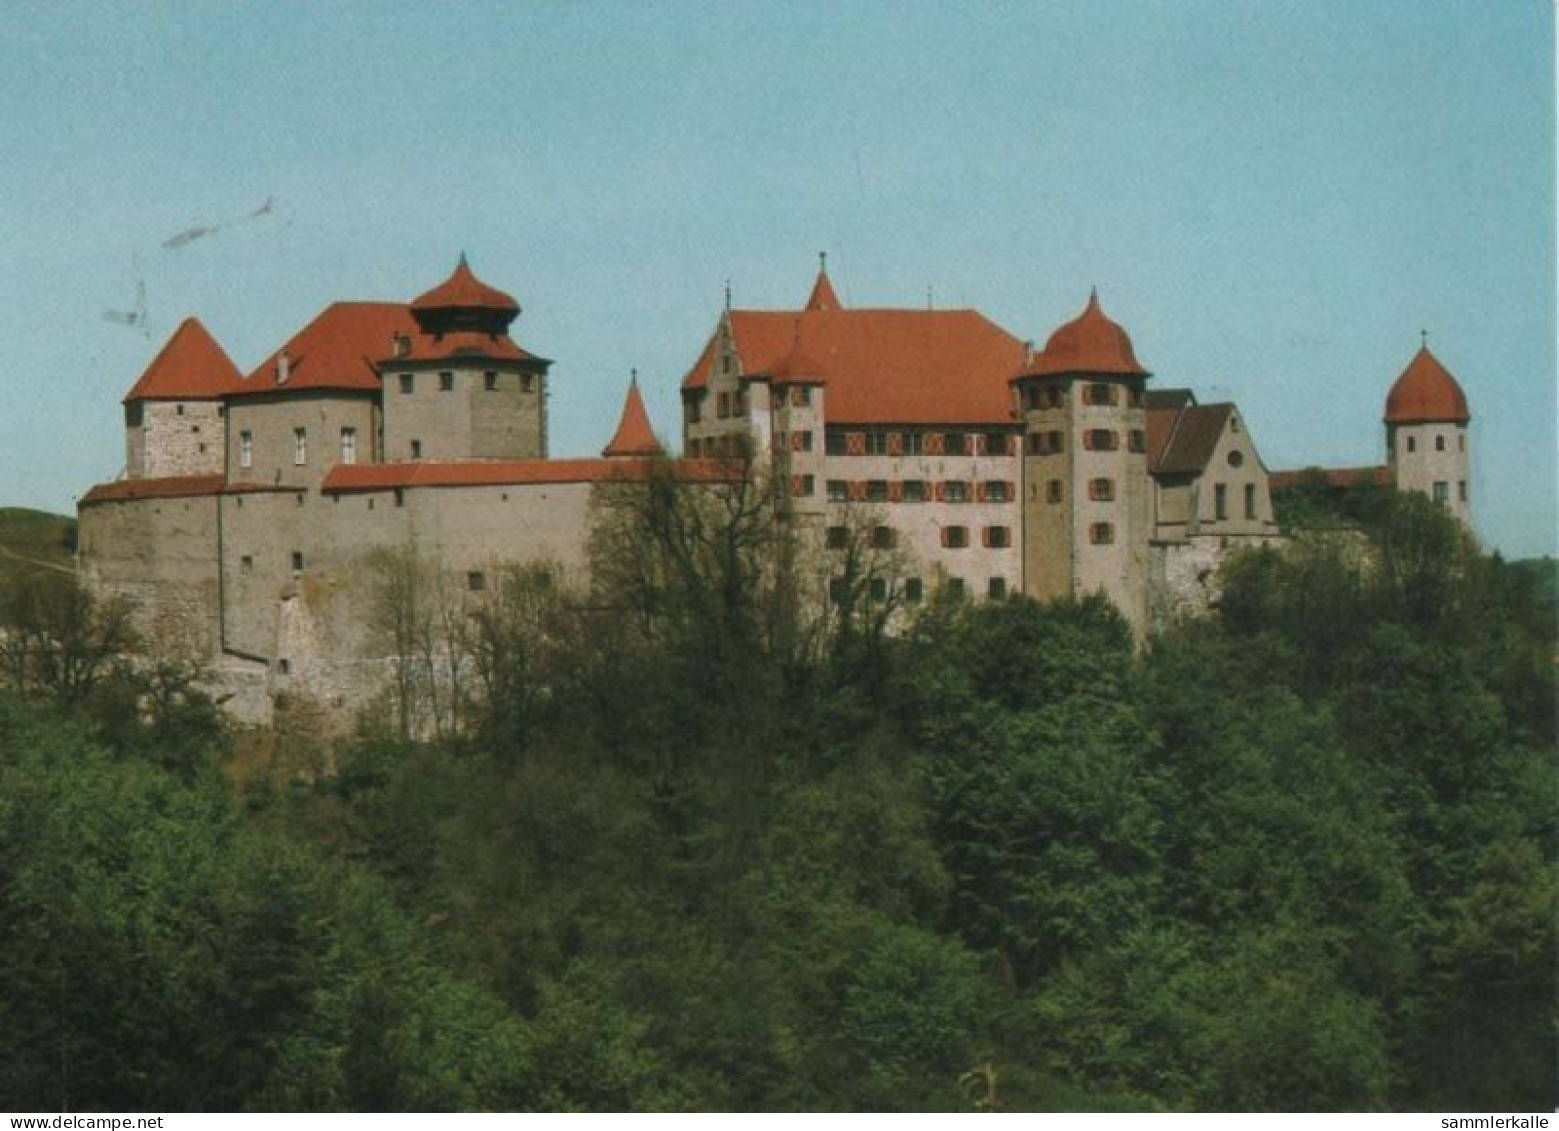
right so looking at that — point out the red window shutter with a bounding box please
[925,433,944,455]
[1007,480,1017,500]
[887,432,903,456]
[849,480,867,501]
[789,474,805,496]
[846,432,866,455]
[974,481,988,503]
[933,481,946,502]
[791,431,806,452]
[887,480,904,502]
[939,527,951,548]
[772,432,785,454]
[981,526,992,548]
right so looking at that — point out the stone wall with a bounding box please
[127,400,226,479]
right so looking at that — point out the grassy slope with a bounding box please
[0,507,76,587]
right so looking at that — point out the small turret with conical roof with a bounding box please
[1385,336,1472,525]
[603,375,662,458]
[122,316,243,478]
[805,253,841,312]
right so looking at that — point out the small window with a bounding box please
[399,373,414,394]
[217,406,225,418]
[717,392,731,419]
[825,431,848,456]
[1088,478,1115,502]
[277,659,291,675]
[943,481,968,503]
[1084,383,1116,406]
[942,525,969,549]
[686,398,702,425]
[191,424,201,434]
[1089,522,1114,545]
[1435,435,1446,452]
[393,488,405,508]
[240,555,253,576]
[1127,386,1144,408]
[1245,483,1256,520]
[867,480,889,502]
[1047,479,1064,504]
[467,570,486,592]
[1084,429,1118,452]
[1433,480,1449,503]
[987,577,1007,600]
[439,371,454,392]
[1458,480,1467,501]
[293,427,307,466]
[797,430,814,452]
[1227,450,1244,468]
[176,404,185,416]
[904,577,924,604]
[868,577,888,602]
[1458,435,1465,452]
[864,431,890,456]
[903,479,926,503]
[826,526,849,549]
[901,431,925,456]
[1407,436,1417,453]
[944,432,967,456]
[796,474,815,497]
[946,578,966,598]
[792,386,812,407]
[411,439,423,459]
[521,374,534,393]
[985,433,1009,457]
[1028,431,1065,456]
[1229,415,1240,433]
[291,551,304,572]
[985,526,1011,549]
[1128,430,1146,454]
[872,525,896,549]
[341,427,357,465]
[826,479,848,503]
[484,372,498,391]
[984,480,1011,502]
[197,442,206,454]
[1215,484,1228,520]
[828,577,849,603]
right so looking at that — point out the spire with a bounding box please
[805,254,841,312]
[602,374,662,458]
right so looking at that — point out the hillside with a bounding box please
[0,507,76,587]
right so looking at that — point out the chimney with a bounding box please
[277,351,291,384]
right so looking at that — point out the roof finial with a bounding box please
[630,366,638,386]
[819,250,827,272]
[458,250,469,268]
[1420,328,1428,348]
[724,279,732,312]
[926,284,934,311]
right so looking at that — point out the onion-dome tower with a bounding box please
[1384,338,1472,525]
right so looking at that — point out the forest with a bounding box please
[0,479,1552,1112]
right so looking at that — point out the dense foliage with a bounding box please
[0,487,1551,1111]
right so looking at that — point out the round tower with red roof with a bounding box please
[1012,290,1153,637]
[1384,339,1472,525]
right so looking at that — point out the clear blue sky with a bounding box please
[1,1,1552,557]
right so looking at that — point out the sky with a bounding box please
[1,1,1553,557]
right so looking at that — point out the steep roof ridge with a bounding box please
[123,317,244,403]
[602,376,662,457]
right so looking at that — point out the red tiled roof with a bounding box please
[322,457,742,493]
[1269,466,1392,491]
[1024,290,1150,378]
[411,255,520,314]
[805,267,841,312]
[1384,345,1470,424]
[1153,404,1234,475]
[123,318,243,403]
[78,476,299,505]
[603,381,662,457]
[234,302,417,397]
[396,331,538,364]
[683,308,1028,425]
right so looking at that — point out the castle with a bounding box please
[77,257,1473,724]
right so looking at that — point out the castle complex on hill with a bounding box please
[77,257,1473,724]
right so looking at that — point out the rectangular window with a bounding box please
[393,488,405,508]
[1128,386,1144,408]
[793,474,815,497]
[293,427,307,466]
[1084,382,1116,406]
[340,427,357,465]
[1129,430,1146,453]
[1028,431,1065,456]
[792,386,812,407]
[985,526,1011,548]
[864,431,890,456]
[867,479,889,502]
[988,577,1008,600]
[686,398,702,425]
[468,570,486,592]
[946,577,966,598]
[903,479,926,503]
[1084,429,1118,452]
[826,431,848,456]
[717,392,731,419]
[902,432,924,456]
[796,430,814,452]
[826,479,848,503]
[484,372,498,391]
[438,371,454,392]
[1458,480,1467,502]
[944,432,967,456]
[985,433,1009,457]
[1433,480,1449,502]
[1089,522,1114,545]
[399,373,413,393]
[411,439,423,459]
[942,525,969,549]
[1047,479,1064,504]
[868,577,888,602]
[291,550,304,572]
[1089,477,1115,501]
[521,374,534,393]
[1215,483,1228,520]
[826,526,849,549]
[904,577,923,604]
[239,431,253,469]
[240,555,253,576]
[1244,483,1256,520]
[984,480,1010,502]
[942,481,968,503]
[872,525,896,549]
